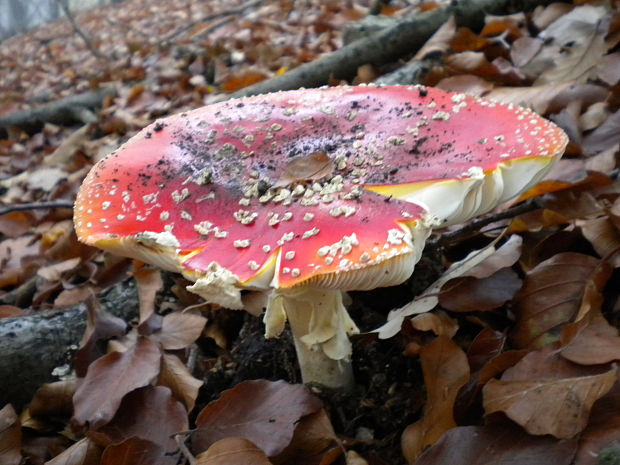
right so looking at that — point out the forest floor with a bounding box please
[1,0,620,464]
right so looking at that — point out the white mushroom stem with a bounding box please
[264,288,359,390]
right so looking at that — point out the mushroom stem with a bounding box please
[265,288,359,390]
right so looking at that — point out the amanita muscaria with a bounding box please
[75,85,567,389]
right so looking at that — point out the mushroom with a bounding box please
[74,85,567,390]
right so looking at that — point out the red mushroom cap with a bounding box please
[75,85,567,306]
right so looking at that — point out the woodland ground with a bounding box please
[1,1,620,464]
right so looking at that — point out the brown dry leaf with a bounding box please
[435,74,493,96]
[0,234,41,288]
[30,380,77,418]
[37,257,82,282]
[74,299,128,377]
[196,438,273,465]
[597,52,620,85]
[221,70,269,93]
[133,267,163,325]
[90,386,187,452]
[272,409,342,465]
[482,348,617,438]
[575,383,620,465]
[534,5,611,85]
[484,81,577,115]
[415,424,578,465]
[401,336,469,463]
[43,124,91,167]
[100,437,174,465]
[578,216,620,267]
[512,252,612,348]
[413,16,456,60]
[0,404,21,465]
[158,353,202,413]
[276,152,334,187]
[439,268,522,312]
[193,380,322,457]
[152,312,207,350]
[73,336,162,429]
[582,109,620,155]
[409,310,458,338]
[560,311,620,365]
[0,305,28,318]
[466,235,522,279]
[46,438,102,465]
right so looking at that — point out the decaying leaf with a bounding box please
[401,336,470,463]
[439,268,522,312]
[90,386,187,452]
[415,424,578,465]
[133,267,163,324]
[560,311,620,365]
[512,252,612,348]
[196,438,273,465]
[45,438,102,465]
[276,152,334,187]
[158,353,203,413]
[0,404,21,465]
[193,380,322,457]
[29,379,77,418]
[99,437,174,465]
[151,311,207,350]
[73,336,162,429]
[483,347,617,438]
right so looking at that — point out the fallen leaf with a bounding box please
[74,299,128,377]
[578,216,620,267]
[90,386,187,452]
[37,257,82,282]
[43,124,91,167]
[575,382,620,465]
[560,311,620,365]
[30,380,77,418]
[73,336,162,429]
[152,311,207,350]
[377,238,498,338]
[193,380,322,457]
[409,310,458,338]
[415,424,578,465]
[582,109,620,155]
[401,336,469,463]
[157,353,203,413]
[484,81,578,114]
[276,152,334,187]
[439,268,522,312]
[196,438,273,465]
[414,16,456,60]
[512,252,612,348]
[100,437,174,465]
[45,438,102,465]
[0,404,21,465]
[483,348,617,438]
[133,267,163,324]
[534,5,611,85]
[272,409,342,465]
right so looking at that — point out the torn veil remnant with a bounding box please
[74,85,568,390]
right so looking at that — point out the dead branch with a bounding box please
[56,0,107,60]
[0,280,138,409]
[428,198,545,249]
[0,201,75,217]
[223,0,561,100]
[0,87,116,135]
[157,0,267,46]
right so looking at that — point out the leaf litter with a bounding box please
[1,0,620,464]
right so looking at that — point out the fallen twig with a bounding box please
[222,0,560,100]
[56,0,107,60]
[157,0,266,46]
[0,201,75,217]
[0,87,116,133]
[429,198,545,249]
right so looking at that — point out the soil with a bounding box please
[194,253,444,465]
